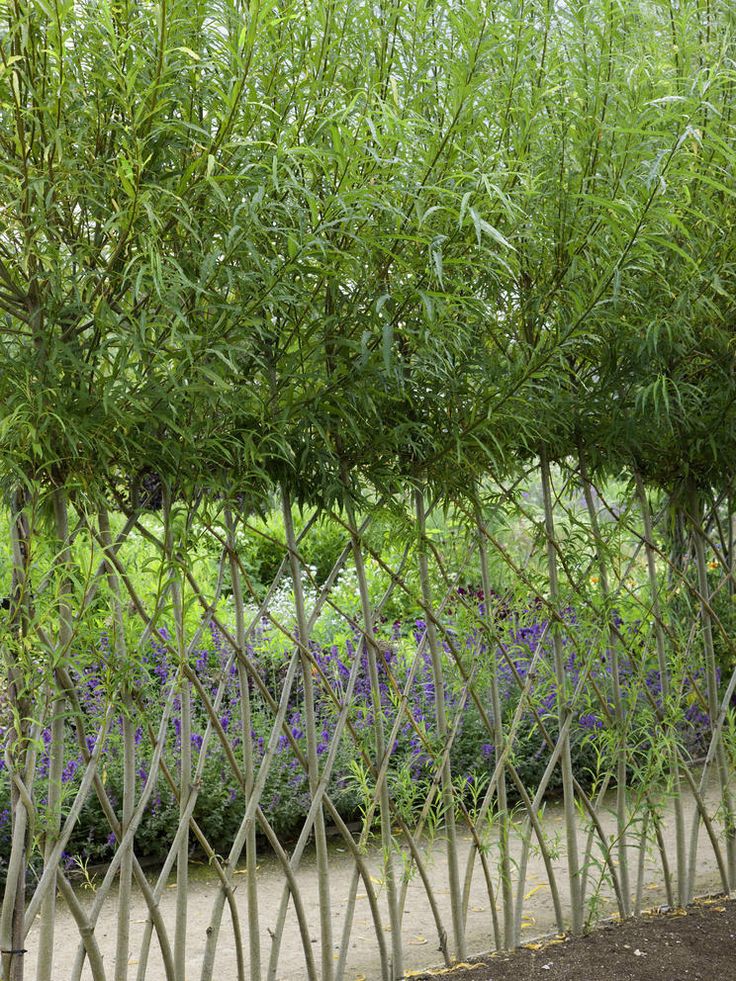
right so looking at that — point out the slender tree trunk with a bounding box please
[729,492,735,602]
[226,507,261,980]
[687,481,736,890]
[539,451,582,934]
[281,490,333,981]
[634,471,688,903]
[2,740,31,981]
[99,508,136,981]
[414,489,466,959]
[579,454,630,916]
[345,493,403,977]
[474,500,514,946]
[36,488,73,981]
[56,873,108,981]
[162,489,191,981]
[1,491,33,981]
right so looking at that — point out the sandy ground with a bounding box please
[23,782,727,980]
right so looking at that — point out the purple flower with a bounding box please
[62,758,79,783]
[541,691,557,713]
[579,713,603,731]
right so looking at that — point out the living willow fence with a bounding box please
[3,473,736,981]
[2,0,736,978]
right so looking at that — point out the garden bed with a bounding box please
[414,896,736,981]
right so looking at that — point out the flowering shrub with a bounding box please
[0,592,716,880]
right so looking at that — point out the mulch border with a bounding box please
[407,893,734,980]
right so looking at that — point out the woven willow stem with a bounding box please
[226,508,261,979]
[184,579,393,979]
[336,541,454,979]
[36,488,72,981]
[634,470,688,904]
[260,533,413,979]
[414,489,466,960]
[198,653,300,981]
[578,775,611,914]
[68,688,178,981]
[23,712,113,928]
[1,492,34,981]
[579,457,630,916]
[459,622,550,907]
[631,808,649,916]
[56,873,108,981]
[456,514,625,925]
[474,500,514,946]
[172,525,395,977]
[345,496,403,977]
[1,758,34,981]
[99,508,136,981]
[651,805,675,909]
[280,489,333,981]
[431,531,572,937]
[539,451,582,934]
[74,511,141,629]
[687,481,736,892]
[160,489,192,980]
[29,655,176,981]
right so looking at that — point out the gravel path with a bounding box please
[23,782,726,980]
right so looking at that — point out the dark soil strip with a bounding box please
[412,896,736,981]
